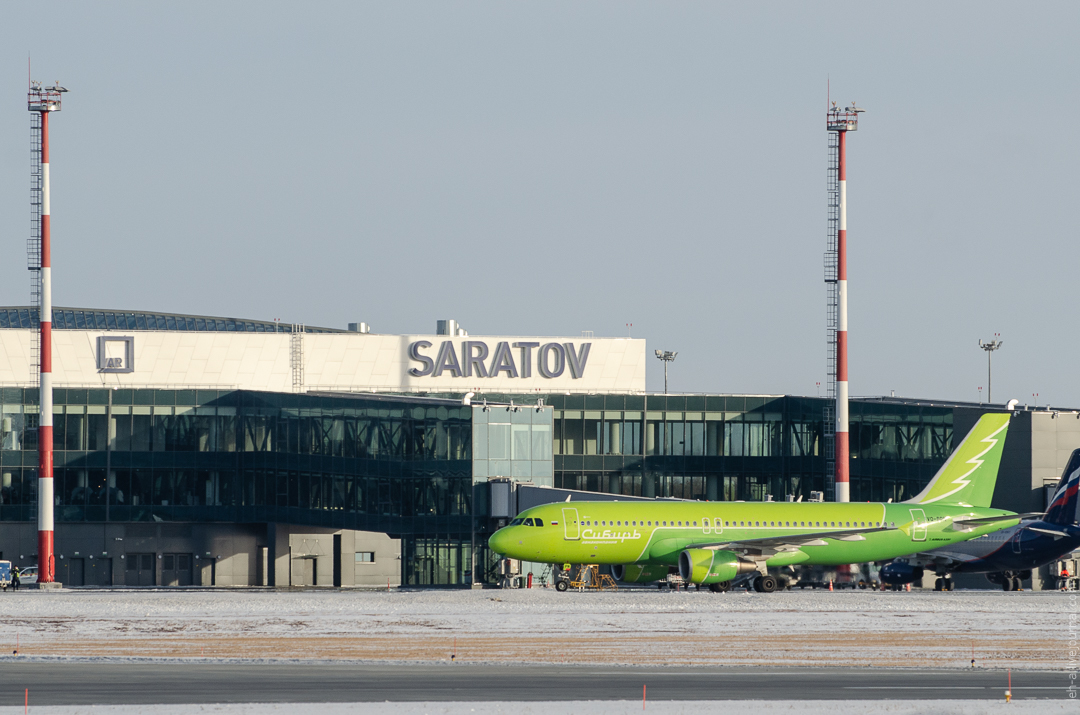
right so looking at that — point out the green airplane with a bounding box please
[489,413,1036,592]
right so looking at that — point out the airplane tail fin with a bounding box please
[905,413,1010,508]
[1044,449,1080,527]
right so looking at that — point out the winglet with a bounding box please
[905,413,1010,507]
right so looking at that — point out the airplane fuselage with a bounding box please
[936,522,1080,573]
[489,500,1018,569]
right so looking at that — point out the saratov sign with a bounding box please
[408,340,591,379]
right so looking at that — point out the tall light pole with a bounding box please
[978,335,1002,403]
[29,80,66,586]
[825,102,863,503]
[654,350,677,394]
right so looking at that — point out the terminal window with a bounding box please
[355,552,375,564]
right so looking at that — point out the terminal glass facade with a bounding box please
[0,387,477,585]
[546,394,953,504]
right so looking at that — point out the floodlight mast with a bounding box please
[825,103,861,503]
[654,350,677,394]
[28,80,64,584]
[978,336,1003,403]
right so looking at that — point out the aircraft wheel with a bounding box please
[945,578,954,592]
[555,580,569,592]
[758,575,778,593]
[934,578,943,591]
[716,580,731,593]
[1011,577,1022,591]
[752,576,764,592]
[1002,578,1014,592]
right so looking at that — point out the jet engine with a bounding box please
[880,561,924,586]
[678,548,757,584]
[611,564,670,584]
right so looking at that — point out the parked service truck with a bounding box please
[0,561,11,590]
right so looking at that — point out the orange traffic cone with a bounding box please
[828,580,833,591]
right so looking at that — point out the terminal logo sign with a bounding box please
[97,336,135,373]
[407,340,591,379]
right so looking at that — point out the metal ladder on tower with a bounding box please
[290,324,304,392]
[822,130,840,501]
[28,112,43,378]
[27,111,43,525]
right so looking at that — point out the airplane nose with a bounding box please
[488,528,511,555]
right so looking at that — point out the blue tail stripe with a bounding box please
[1045,449,1080,527]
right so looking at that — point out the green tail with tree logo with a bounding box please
[905,413,1010,508]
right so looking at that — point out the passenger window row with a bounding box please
[734,520,884,528]
[512,516,895,529]
[581,520,700,527]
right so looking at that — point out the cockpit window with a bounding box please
[523,518,534,526]
[534,518,544,527]
[510,518,524,526]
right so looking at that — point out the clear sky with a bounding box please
[0,2,1076,404]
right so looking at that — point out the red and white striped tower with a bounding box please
[28,82,65,584]
[826,104,862,503]
[835,127,851,503]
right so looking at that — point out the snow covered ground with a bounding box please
[0,587,1073,669]
[0,701,1070,715]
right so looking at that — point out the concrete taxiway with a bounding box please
[0,662,1067,705]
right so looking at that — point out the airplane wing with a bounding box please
[902,549,983,568]
[949,512,1042,530]
[685,525,898,557]
[1027,526,1071,537]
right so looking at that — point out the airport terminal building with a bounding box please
[0,307,1074,588]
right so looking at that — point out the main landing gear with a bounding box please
[752,574,778,593]
[933,576,954,591]
[987,570,1029,591]
[708,581,732,593]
